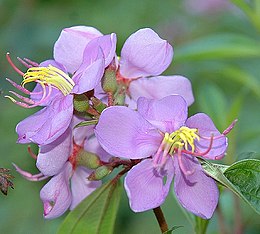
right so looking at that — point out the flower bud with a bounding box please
[101,67,118,94]
[76,150,101,169]
[88,165,113,181]
[73,94,89,112]
[114,91,126,106]
[91,97,107,113]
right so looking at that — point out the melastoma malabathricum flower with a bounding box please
[95,95,236,219]
[6,26,116,145]
[14,118,110,219]
[114,28,194,108]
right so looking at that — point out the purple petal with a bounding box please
[95,106,162,159]
[36,127,73,176]
[40,162,72,219]
[70,166,101,210]
[129,75,194,106]
[186,113,228,160]
[92,33,117,67]
[54,26,103,73]
[120,28,173,78]
[124,158,174,212]
[72,43,105,94]
[72,116,95,145]
[137,95,188,133]
[72,33,117,93]
[30,83,62,107]
[16,95,73,145]
[84,135,111,161]
[173,154,219,219]
[72,117,111,161]
[125,94,138,109]
[39,59,68,72]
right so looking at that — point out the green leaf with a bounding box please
[200,158,260,214]
[163,226,183,234]
[175,34,260,63]
[74,119,98,129]
[224,159,260,214]
[58,180,122,234]
[197,83,227,130]
[217,66,260,99]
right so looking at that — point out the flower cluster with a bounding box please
[7,26,233,219]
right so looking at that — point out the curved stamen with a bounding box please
[6,53,24,76]
[199,119,238,141]
[27,145,37,160]
[6,78,43,95]
[180,134,214,157]
[8,91,35,104]
[17,57,33,68]
[23,58,39,67]
[177,148,195,176]
[13,163,49,181]
[5,83,52,108]
[22,65,75,96]
[222,119,238,135]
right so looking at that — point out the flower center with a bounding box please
[153,126,200,167]
[163,126,200,155]
[23,65,75,96]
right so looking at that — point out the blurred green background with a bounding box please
[0,0,260,233]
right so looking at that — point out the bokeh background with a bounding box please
[0,0,260,233]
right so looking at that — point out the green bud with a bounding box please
[114,91,126,106]
[76,150,101,169]
[91,97,107,113]
[73,94,89,112]
[113,84,126,105]
[88,165,113,181]
[101,66,118,94]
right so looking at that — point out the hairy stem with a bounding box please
[153,206,168,233]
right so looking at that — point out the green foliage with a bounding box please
[224,159,260,214]
[175,34,260,63]
[58,180,122,234]
[200,158,260,215]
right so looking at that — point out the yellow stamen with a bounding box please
[164,126,200,154]
[22,65,75,95]
[4,95,16,103]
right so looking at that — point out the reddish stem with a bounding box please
[153,206,169,233]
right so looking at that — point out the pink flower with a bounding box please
[116,28,194,108]
[95,95,234,218]
[6,26,116,145]
[14,118,110,219]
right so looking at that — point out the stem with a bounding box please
[153,206,168,233]
[107,92,114,106]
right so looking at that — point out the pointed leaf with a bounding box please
[224,159,260,214]
[58,180,122,234]
[200,158,260,214]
